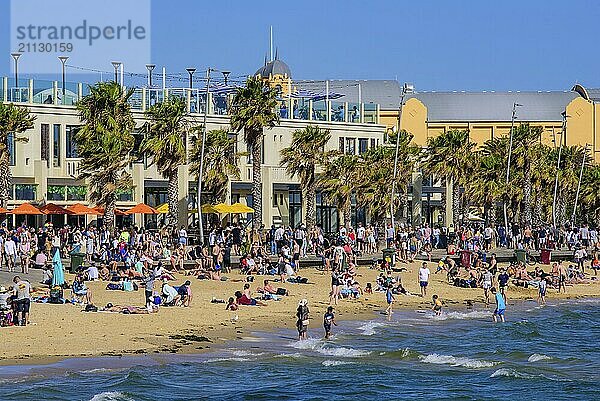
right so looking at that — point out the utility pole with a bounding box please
[571,143,589,225]
[503,102,521,246]
[197,68,211,245]
[390,83,410,231]
[552,112,567,227]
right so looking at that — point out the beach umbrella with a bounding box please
[66,203,99,215]
[9,203,43,226]
[213,203,233,214]
[229,202,254,214]
[39,203,74,215]
[155,203,169,214]
[0,207,9,214]
[125,203,158,215]
[52,249,65,287]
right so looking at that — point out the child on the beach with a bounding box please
[385,285,395,316]
[491,287,505,323]
[323,306,337,339]
[432,294,442,316]
[226,297,238,311]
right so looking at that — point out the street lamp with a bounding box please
[111,61,122,83]
[552,112,568,227]
[197,68,212,245]
[186,68,196,89]
[58,56,69,104]
[145,64,155,87]
[11,52,22,88]
[390,82,412,231]
[221,70,231,85]
[503,102,522,246]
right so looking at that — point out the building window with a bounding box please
[53,124,61,167]
[7,133,15,166]
[66,125,79,158]
[41,124,50,163]
[67,186,86,201]
[15,184,37,201]
[117,188,134,202]
[47,185,66,201]
[144,187,167,207]
[316,191,339,234]
[358,138,368,154]
[345,138,355,155]
[289,191,302,228]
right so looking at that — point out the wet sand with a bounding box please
[1,260,598,365]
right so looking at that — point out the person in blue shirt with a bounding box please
[491,287,506,323]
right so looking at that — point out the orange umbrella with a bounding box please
[125,203,158,215]
[93,206,126,216]
[39,203,74,215]
[10,203,43,215]
[0,207,8,214]
[66,203,99,215]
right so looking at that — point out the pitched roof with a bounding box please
[293,80,401,110]
[256,59,292,79]
[407,91,577,122]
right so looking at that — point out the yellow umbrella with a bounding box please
[155,203,169,214]
[229,202,254,214]
[213,203,233,214]
[200,204,219,214]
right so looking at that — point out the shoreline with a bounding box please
[1,261,599,367]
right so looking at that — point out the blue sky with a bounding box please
[1,0,600,91]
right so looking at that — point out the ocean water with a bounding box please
[1,299,599,400]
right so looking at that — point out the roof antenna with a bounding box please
[269,25,273,62]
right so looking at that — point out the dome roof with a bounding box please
[255,59,292,79]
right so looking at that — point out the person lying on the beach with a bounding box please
[101,303,151,314]
[257,279,278,294]
[234,291,267,306]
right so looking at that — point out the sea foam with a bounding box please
[358,321,386,336]
[89,392,133,401]
[528,353,552,362]
[321,360,355,367]
[419,353,496,368]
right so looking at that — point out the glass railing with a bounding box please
[330,101,346,122]
[364,103,378,124]
[312,100,327,121]
[0,77,380,125]
[33,79,54,104]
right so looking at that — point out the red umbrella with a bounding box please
[125,203,158,215]
[10,203,43,215]
[39,203,74,215]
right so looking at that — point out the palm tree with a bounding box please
[421,129,474,226]
[318,154,363,227]
[512,123,544,226]
[581,164,600,223]
[75,81,135,233]
[0,102,35,208]
[548,145,587,226]
[280,125,333,229]
[189,129,242,203]
[360,130,419,224]
[140,96,189,227]
[230,76,279,227]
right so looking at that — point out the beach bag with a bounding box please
[84,304,98,312]
[276,288,287,296]
[153,296,162,305]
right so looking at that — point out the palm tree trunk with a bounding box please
[523,162,532,226]
[305,183,316,229]
[0,154,10,209]
[167,169,179,228]
[251,141,262,228]
[104,192,117,236]
[343,200,351,228]
[452,183,460,226]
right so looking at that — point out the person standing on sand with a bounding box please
[418,262,430,297]
[12,275,31,326]
[558,263,567,293]
[296,299,310,340]
[385,285,395,316]
[491,287,505,323]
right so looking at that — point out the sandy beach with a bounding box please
[1,261,599,365]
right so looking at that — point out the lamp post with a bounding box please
[197,68,212,245]
[145,64,155,87]
[11,52,22,88]
[552,112,568,228]
[503,102,522,246]
[111,61,122,84]
[571,143,590,225]
[390,83,412,231]
[186,68,196,89]
[221,71,231,85]
[58,56,69,104]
